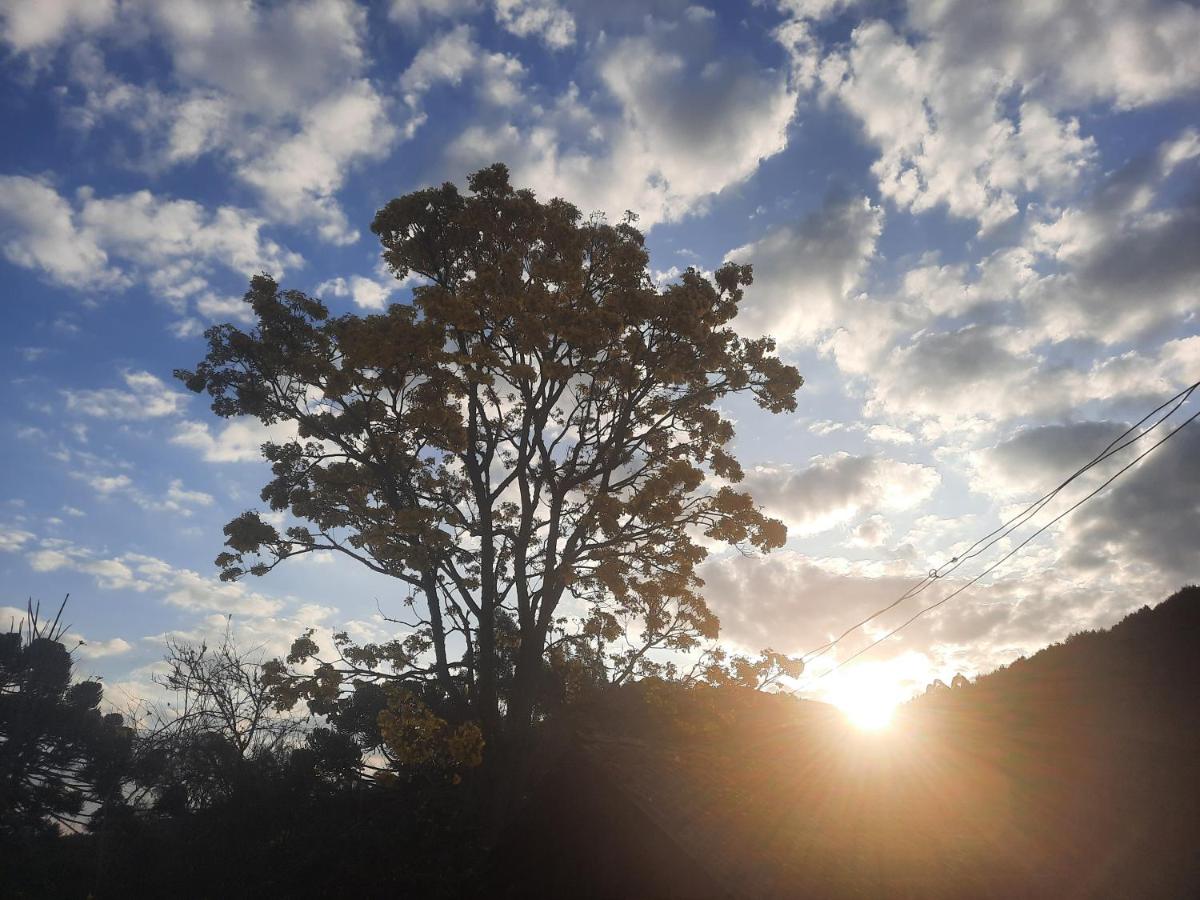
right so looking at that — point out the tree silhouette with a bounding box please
[176,163,802,766]
[128,627,311,811]
[0,600,131,837]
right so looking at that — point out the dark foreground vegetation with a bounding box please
[3,585,1199,898]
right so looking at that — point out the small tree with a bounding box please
[177,164,803,765]
[130,627,312,810]
[0,600,131,836]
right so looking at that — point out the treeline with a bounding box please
[4,587,1199,898]
[1,606,487,897]
[0,600,799,898]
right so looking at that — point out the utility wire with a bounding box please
[814,401,1200,680]
[798,378,1200,670]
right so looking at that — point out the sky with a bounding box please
[1,0,1197,711]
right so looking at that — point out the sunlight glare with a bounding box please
[828,672,904,731]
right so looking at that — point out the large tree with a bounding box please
[177,164,802,764]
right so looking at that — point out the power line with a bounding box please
[814,405,1199,679]
[799,378,1200,675]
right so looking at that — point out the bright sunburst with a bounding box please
[828,671,905,731]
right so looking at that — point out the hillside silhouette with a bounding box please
[491,585,1200,899]
[4,586,1199,898]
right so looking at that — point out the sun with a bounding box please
[828,672,904,731]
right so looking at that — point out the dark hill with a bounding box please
[495,585,1200,898]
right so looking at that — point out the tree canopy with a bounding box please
[176,163,803,762]
[0,601,132,837]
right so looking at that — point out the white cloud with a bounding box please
[742,453,940,535]
[194,293,254,324]
[727,194,882,344]
[399,24,525,123]
[0,177,302,317]
[64,370,188,420]
[236,80,397,245]
[0,176,116,288]
[151,479,215,515]
[55,0,397,245]
[140,0,367,118]
[1020,138,1200,344]
[971,419,1200,591]
[701,548,1153,696]
[29,549,71,572]
[971,421,1132,501]
[850,514,892,547]
[76,635,133,659]
[23,541,286,618]
[842,325,1198,433]
[866,425,915,446]
[494,0,575,48]
[171,418,299,463]
[818,20,1095,231]
[701,550,935,659]
[900,247,1038,319]
[906,0,1200,110]
[448,15,801,228]
[315,263,422,311]
[316,276,387,311]
[388,0,481,25]
[87,475,133,496]
[0,527,34,553]
[77,190,302,282]
[0,0,114,51]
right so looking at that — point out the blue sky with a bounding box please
[1,0,1197,708]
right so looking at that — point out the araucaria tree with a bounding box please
[0,601,132,836]
[177,164,802,767]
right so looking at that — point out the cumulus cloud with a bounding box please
[850,514,892,547]
[972,419,1200,588]
[0,0,114,51]
[971,421,1131,500]
[55,0,397,244]
[75,635,133,659]
[63,371,188,420]
[1021,133,1200,343]
[742,453,940,535]
[72,469,214,516]
[0,177,115,288]
[906,0,1200,110]
[826,128,1200,434]
[398,24,525,120]
[702,547,1157,695]
[727,194,882,344]
[235,80,397,244]
[0,177,302,319]
[1057,425,1200,585]
[86,475,133,496]
[388,0,482,25]
[0,527,34,553]
[494,0,575,48]
[25,541,285,617]
[847,327,1199,433]
[77,189,303,282]
[794,0,1200,233]
[448,14,800,227]
[171,418,299,463]
[866,424,915,446]
[818,20,1095,231]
